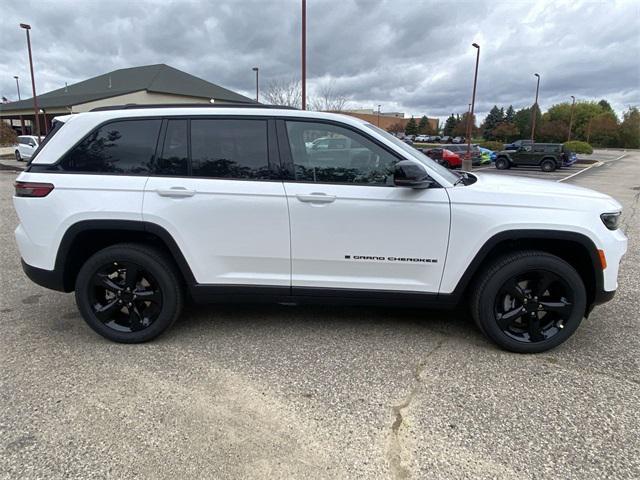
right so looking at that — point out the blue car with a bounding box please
[478,147,497,163]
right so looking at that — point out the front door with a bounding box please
[143,117,290,287]
[280,120,450,293]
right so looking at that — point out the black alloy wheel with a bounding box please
[495,158,509,170]
[541,159,556,172]
[494,270,573,344]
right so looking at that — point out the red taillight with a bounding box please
[14,181,54,198]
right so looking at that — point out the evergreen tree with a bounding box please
[482,105,504,140]
[443,114,458,136]
[598,99,615,114]
[504,105,515,123]
[405,117,419,136]
[418,115,429,133]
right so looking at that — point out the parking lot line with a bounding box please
[557,162,601,183]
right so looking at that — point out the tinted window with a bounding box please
[191,119,270,179]
[61,120,161,173]
[285,121,398,185]
[157,119,188,176]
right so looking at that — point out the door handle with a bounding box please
[296,193,336,204]
[156,187,195,198]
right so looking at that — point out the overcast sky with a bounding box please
[1,0,639,122]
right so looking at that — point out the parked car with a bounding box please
[14,105,626,353]
[452,136,465,144]
[441,144,484,166]
[14,135,40,161]
[422,148,462,169]
[414,135,430,142]
[504,139,533,151]
[478,147,497,163]
[440,135,452,143]
[404,135,415,141]
[403,138,414,145]
[495,143,573,172]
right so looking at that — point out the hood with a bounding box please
[453,172,621,211]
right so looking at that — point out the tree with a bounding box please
[619,106,640,149]
[443,114,458,136]
[452,112,477,137]
[482,105,504,140]
[513,104,541,139]
[537,119,569,143]
[387,121,405,134]
[405,117,419,136]
[492,122,520,142]
[504,105,515,123]
[589,112,619,147]
[263,78,302,108]
[598,99,615,115]
[309,81,349,111]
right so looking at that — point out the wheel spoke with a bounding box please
[528,315,545,342]
[502,278,525,301]
[128,307,147,332]
[134,289,161,304]
[539,299,572,316]
[93,273,123,293]
[124,263,140,289]
[94,299,122,321]
[534,271,555,297]
[497,307,524,330]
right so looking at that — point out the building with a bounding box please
[0,64,255,135]
[340,110,439,133]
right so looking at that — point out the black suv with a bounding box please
[495,143,572,172]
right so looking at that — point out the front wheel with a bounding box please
[75,243,183,343]
[541,159,557,172]
[495,157,510,170]
[471,251,587,353]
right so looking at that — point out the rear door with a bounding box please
[279,119,450,293]
[143,117,291,287]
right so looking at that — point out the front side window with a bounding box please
[285,121,398,185]
[61,119,161,173]
[190,119,270,179]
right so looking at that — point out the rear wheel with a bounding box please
[15,150,21,161]
[471,251,586,353]
[75,243,183,343]
[541,159,557,172]
[495,157,510,170]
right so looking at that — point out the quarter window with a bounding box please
[190,119,271,179]
[285,121,398,185]
[60,119,161,173]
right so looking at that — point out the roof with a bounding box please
[0,64,255,112]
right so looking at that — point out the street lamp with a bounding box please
[530,73,540,142]
[13,76,21,100]
[464,42,480,171]
[377,104,381,126]
[20,23,41,138]
[301,0,306,110]
[567,95,576,141]
[252,67,259,103]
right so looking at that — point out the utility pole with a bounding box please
[377,104,381,126]
[464,43,480,171]
[301,0,306,110]
[20,23,41,138]
[14,76,21,100]
[567,95,576,141]
[252,67,259,103]
[530,73,540,142]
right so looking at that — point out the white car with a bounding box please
[14,135,40,161]
[13,105,627,352]
[414,135,430,142]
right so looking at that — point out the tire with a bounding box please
[471,250,587,353]
[495,157,510,170]
[15,150,21,161]
[75,243,184,343]
[541,159,556,172]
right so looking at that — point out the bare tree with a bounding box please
[309,82,349,112]
[263,78,302,108]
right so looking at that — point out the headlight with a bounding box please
[601,212,621,230]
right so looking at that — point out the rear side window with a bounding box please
[190,119,270,179]
[157,119,188,176]
[60,120,161,174]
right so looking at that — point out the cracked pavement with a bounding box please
[1,151,639,479]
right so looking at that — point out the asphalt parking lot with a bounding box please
[1,151,638,479]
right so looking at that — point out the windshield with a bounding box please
[363,123,459,184]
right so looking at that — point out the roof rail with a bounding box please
[90,103,299,112]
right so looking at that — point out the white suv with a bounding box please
[13,105,627,352]
[14,135,40,161]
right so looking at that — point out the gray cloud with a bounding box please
[1,0,638,122]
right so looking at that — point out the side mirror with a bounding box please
[393,160,433,189]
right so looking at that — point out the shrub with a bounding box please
[563,141,593,154]
[478,141,503,152]
[0,122,17,146]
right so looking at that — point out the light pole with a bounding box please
[301,0,306,110]
[530,73,540,142]
[20,23,41,138]
[377,104,381,126]
[464,43,480,171]
[14,76,21,100]
[567,95,576,141]
[252,67,259,103]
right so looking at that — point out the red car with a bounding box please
[423,148,462,169]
